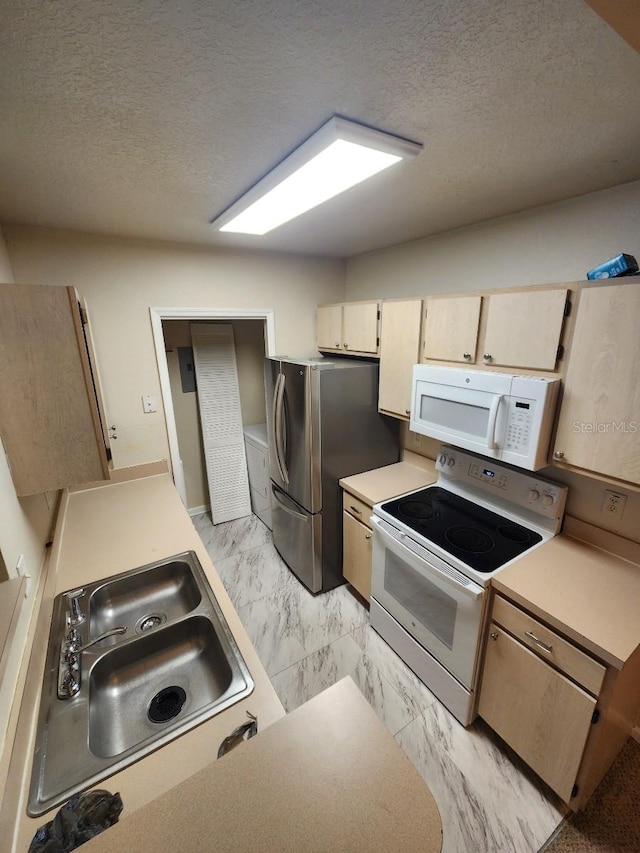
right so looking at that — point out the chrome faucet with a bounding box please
[58,626,127,699]
[65,588,86,626]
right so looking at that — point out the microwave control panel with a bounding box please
[504,398,536,453]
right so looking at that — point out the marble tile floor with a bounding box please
[193,511,566,852]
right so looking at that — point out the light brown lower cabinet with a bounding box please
[478,594,640,808]
[342,491,374,601]
[479,623,596,802]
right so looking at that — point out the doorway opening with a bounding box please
[150,308,276,510]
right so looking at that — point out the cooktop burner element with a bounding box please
[445,526,495,554]
[401,500,437,520]
[497,524,535,544]
[380,485,543,573]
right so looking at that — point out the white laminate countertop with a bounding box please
[85,677,443,853]
[4,473,286,852]
[340,458,437,506]
[492,518,640,669]
[3,471,443,853]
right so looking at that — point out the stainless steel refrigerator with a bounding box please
[265,357,399,593]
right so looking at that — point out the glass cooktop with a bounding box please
[379,486,542,574]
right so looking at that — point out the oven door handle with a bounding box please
[371,518,484,601]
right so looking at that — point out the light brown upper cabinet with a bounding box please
[378,299,423,419]
[552,281,640,486]
[422,295,482,363]
[316,301,380,356]
[482,289,568,371]
[0,284,111,496]
[422,288,569,373]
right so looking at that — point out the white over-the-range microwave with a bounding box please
[410,365,560,471]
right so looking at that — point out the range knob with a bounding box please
[447,456,456,467]
[439,453,448,466]
[542,494,555,507]
[528,489,540,502]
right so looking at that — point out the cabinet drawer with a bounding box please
[492,596,606,696]
[342,492,373,528]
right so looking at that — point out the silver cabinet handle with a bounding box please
[554,451,565,460]
[463,352,472,360]
[365,533,372,540]
[524,631,553,654]
[490,632,499,641]
[405,409,410,415]
[350,505,362,515]
[483,353,493,361]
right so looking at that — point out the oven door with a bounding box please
[370,516,486,689]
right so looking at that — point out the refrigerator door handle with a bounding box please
[271,485,308,520]
[272,373,284,482]
[274,372,289,485]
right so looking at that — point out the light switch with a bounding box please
[142,395,157,413]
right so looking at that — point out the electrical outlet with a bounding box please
[142,395,157,413]
[602,489,627,519]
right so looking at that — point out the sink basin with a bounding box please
[89,559,202,637]
[89,616,233,759]
[28,551,254,817]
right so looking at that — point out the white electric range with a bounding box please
[370,445,568,725]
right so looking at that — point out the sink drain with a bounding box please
[148,686,187,724]
[135,613,165,634]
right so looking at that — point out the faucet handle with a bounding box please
[65,587,86,626]
[59,666,80,699]
[65,625,82,648]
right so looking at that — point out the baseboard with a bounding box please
[188,504,210,517]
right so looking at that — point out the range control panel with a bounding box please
[436,445,567,523]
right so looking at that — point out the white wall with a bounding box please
[345,182,640,542]
[345,180,640,299]
[4,226,345,471]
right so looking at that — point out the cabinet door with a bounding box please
[478,624,596,802]
[316,305,343,351]
[482,289,567,370]
[343,510,373,601]
[552,283,640,484]
[379,299,422,418]
[0,285,110,496]
[422,295,481,363]
[342,302,379,355]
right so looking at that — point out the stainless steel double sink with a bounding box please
[28,552,254,816]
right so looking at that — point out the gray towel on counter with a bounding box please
[28,789,123,853]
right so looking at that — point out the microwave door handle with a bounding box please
[486,394,503,449]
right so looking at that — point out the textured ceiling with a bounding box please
[1,0,639,258]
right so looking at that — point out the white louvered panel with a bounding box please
[191,323,251,524]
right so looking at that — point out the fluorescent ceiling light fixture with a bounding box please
[211,116,422,235]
